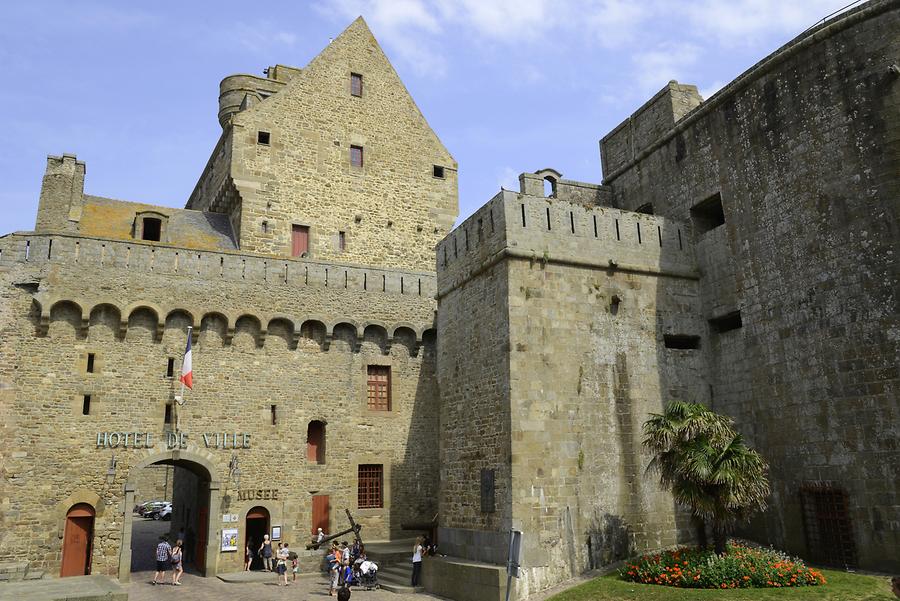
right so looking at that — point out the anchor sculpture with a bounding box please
[306,509,364,550]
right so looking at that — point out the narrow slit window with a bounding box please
[338,231,346,251]
[166,357,174,378]
[350,73,363,97]
[82,395,91,416]
[569,211,575,234]
[593,215,598,238]
[664,334,701,350]
[521,204,527,227]
[86,353,95,374]
[709,311,743,333]
[257,131,271,145]
[271,404,277,426]
[658,226,662,247]
[615,219,620,241]
[637,222,642,244]
[546,207,552,230]
[164,403,173,425]
[678,228,683,250]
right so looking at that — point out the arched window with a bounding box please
[543,176,557,198]
[307,421,325,464]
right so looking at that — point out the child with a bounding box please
[289,548,299,582]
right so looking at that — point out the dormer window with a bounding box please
[135,211,168,242]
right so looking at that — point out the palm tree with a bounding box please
[643,401,770,555]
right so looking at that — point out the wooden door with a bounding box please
[196,506,208,572]
[312,495,330,537]
[61,504,94,577]
[292,225,309,257]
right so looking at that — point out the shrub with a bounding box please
[620,544,826,589]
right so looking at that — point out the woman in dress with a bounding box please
[258,534,273,571]
[244,538,254,571]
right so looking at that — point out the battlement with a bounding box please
[436,189,697,297]
[0,232,436,299]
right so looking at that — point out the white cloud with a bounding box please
[699,79,726,101]
[497,166,519,191]
[584,0,649,48]
[632,43,701,96]
[233,21,299,54]
[682,0,855,46]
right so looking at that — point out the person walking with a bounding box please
[328,542,340,596]
[151,535,171,585]
[170,539,184,586]
[411,535,424,587]
[244,538,254,571]
[258,534,273,571]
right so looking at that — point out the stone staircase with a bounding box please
[366,539,424,594]
[0,562,44,583]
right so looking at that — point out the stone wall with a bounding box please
[602,0,900,571]
[189,18,458,272]
[0,231,440,578]
[131,464,173,505]
[437,190,701,597]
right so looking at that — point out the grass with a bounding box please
[546,570,895,601]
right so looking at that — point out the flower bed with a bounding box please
[620,544,826,589]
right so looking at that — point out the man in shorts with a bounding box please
[152,535,171,585]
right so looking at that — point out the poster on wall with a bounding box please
[221,528,238,552]
[272,525,282,541]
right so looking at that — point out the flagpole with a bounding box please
[175,326,192,433]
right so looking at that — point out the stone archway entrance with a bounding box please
[119,450,221,583]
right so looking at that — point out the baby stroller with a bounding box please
[355,559,379,590]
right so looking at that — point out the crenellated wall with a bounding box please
[437,184,702,596]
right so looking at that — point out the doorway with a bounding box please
[123,454,214,580]
[246,506,270,570]
[61,504,95,577]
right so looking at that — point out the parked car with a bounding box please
[135,500,162,516]
[141,501,168,518]
[150,502,172,521]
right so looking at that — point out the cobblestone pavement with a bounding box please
[126,571,437,601]
[130,517,172,572]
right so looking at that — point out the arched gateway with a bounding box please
[118,449,221,582]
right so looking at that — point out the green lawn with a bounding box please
[547,570,895,601]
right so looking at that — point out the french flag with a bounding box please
[180,333,193,390]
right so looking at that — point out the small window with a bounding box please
[86,353,95,374]
[709,311,743,333]
[142,218,162,242]
[358,464,383,508]
[292,224,310,257]
[350,145,364,168]
[166,357,175,378]
[691,192,725,234]
[367,366,391,411]
[258,131,271,145]
[271,404,277,426]
[82,395,91,415]
[350,73,363,97]
[664,334,701,350]
[164,403,173,425]
[433,165,445,179]
[307,421,326,464]
[338,231,346,252]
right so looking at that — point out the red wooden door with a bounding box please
[312,495,330,537]
[292,225,309,257]
[61,504,94,577]
[196,506,208,572]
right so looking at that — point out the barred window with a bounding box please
[367,365,391,411]
[358,464,383,509]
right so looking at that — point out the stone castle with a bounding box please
[0,1,897,598]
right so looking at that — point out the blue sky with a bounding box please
[0,0,855,234]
